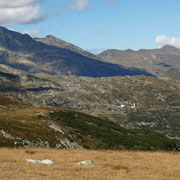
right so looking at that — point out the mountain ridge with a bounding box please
[0,26,152,77]
[98,45,180,75]
[35,35,97,59]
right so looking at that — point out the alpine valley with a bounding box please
[0,26,180,151]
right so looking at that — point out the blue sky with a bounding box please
[1,0,180,53]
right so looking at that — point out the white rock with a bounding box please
[75,160,93,167]
[39,159,53,165]
[26,159,36,163]
[26,159,53,165]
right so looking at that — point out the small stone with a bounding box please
[75,160,94,167]
[37,112,47,117]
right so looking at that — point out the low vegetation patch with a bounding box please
[50,110,179,150]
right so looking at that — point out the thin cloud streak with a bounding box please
[69,0,89,12]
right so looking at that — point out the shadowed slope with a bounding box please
[0,26,153,77]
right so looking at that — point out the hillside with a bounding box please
[0,26,152,77]
[98,45,180,76]
[0,94,178,150]
[159,68,180,87]
[0,94,82,149]
[0,66,180,140]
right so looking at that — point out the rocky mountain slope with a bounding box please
[0,94,83,149]
[159,68,180,87]
[0,26,152,77]
[35,35,97,59]
[0,65,179,140]
[98,45,180,76]
[1,94,178,150]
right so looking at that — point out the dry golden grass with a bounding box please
[1,149,180,180]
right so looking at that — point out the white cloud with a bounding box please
[0,0,46,26]
[69,0,118,12]
[155,35,180,49]
[69,0,89,12]
[22,29,41,37]
[0,0,41,8]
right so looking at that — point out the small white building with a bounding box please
[131,103,136,108]
[120,104,126,108]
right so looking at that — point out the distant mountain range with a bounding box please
[36,35,180,76]
[0,26,152,77]
[98,45,180,75]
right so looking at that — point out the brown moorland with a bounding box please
[1,148,180,180]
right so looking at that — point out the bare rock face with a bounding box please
[0,127,83,150]
[16,138,83,149]
[15,139,50,148]
[56,138,83,150]
[0,130,15,140]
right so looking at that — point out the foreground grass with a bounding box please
[1,148,180,180]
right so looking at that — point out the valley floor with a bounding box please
[1,149,180,180]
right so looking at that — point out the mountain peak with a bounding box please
[35,35,98,59]
[45,35,58,40]
[46,35,54,38]
[0,26,35,52]
[0,26,7,30]
[161,45,179,50]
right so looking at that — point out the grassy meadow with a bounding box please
[1,148,180,180]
